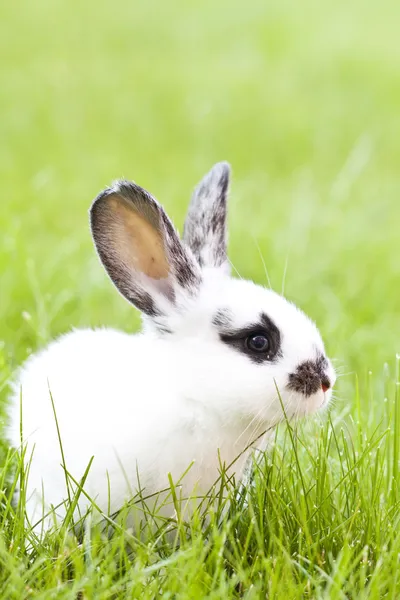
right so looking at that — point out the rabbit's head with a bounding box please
[90,163,335,427]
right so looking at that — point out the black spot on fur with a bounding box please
[151,320,173,335]
[218,312,282,364]
[288,355,329,397]
[212,308,233,328]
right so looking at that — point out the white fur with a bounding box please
[8,270,335,529]
[7,164,336,532]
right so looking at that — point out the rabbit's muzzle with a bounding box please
[287,355,331,397]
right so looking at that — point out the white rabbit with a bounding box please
[8,162,335,532]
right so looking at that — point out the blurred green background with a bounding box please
[1,0,399,405]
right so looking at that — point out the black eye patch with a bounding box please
[216,312,282,364]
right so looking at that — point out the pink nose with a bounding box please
[321,380,330,393]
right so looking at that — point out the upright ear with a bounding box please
[90,180,201,317]
[183,162,231,271]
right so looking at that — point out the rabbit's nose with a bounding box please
[288,358,330,397]
[321,378,331,393]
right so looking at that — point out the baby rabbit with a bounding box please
[9,163,335,531]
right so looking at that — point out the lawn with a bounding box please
[1,0,400,597]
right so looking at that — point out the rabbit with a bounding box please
[8,162,336,533]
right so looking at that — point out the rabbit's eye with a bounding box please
[217,313,281,364]
[246,334,270,353]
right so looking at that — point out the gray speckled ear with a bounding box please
[90,180,201,317]
[183,162,231,271]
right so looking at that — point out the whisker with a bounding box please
[244,417,265,453]
[252,236,273,289]
[228,258,243,280]
[281,243,292,297]
[235,406,266,446]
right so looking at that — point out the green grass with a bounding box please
[1,0,400,597]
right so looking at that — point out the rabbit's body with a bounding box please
[9,163,335,531]
[12,326,260,525]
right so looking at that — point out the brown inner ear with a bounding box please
[107,195,170,279]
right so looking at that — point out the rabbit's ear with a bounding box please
[183,162,231,272]
[90,180,201,316]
